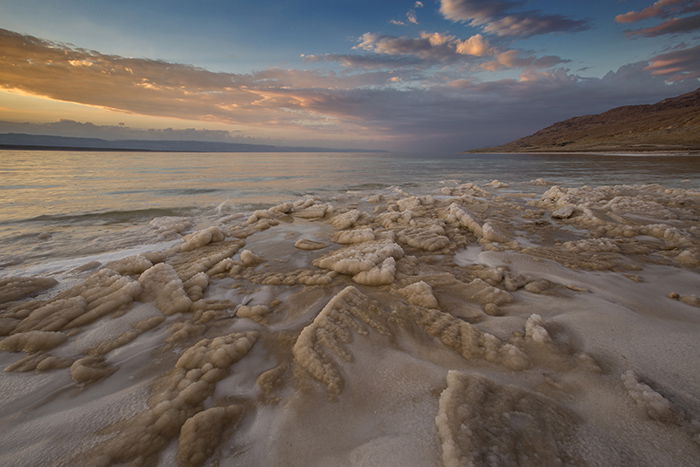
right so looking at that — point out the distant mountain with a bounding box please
[471,88,700,153]
[0,133,382,153]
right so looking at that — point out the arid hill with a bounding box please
[473,88,700,153]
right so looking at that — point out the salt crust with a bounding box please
[293,286,530,396]
[435,371,581,467]
[1,180,698,465]
[313,240,404,283]
[139,263,192,314]
[83,332,257,465]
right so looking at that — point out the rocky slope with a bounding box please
[473,88,700,153]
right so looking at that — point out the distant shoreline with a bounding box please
[0,144,160,152]
[0,144,384,153]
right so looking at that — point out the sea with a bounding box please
[1,150,699,275]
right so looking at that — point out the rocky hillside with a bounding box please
[473,88,700,153]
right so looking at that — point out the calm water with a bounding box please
[1,150,699,272]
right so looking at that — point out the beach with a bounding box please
[0,151,699,466]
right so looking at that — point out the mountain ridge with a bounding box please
[471,88,700,153]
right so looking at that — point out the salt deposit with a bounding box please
[0,180,699,466]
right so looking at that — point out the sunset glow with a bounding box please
[1,0,698,151]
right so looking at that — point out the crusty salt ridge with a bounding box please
[435,371,582,467]
[78,332,257,466]
[139,263,192,314]
[292,286,391,395]
[0,180,699,466]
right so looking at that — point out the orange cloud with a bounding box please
[0,28,395,139]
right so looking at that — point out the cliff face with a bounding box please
[473,88,700,153]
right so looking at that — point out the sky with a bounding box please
[0,0,699,152]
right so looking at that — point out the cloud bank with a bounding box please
[439,0,589,37]
[0,28,697,152]
[616,0,700,36]
[615,0,700,23]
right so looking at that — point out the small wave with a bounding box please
[0,184,62,190]
[106,188,222,196]
[346,183,389,190]
[15,207,198,225]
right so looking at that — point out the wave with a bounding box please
[10,207,198,225]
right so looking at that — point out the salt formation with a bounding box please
[524,279,553,294]
[292,201,332,219]
[84,332,257,465]
[410,307,528,370]
[180,226,225,251]
[5,269,141,333]
[5,353,72,372]
[482,222,508,243]
[0,179,699,466]
[170,240,245,280]
[621,370,683,424]
[435,371,581,467]
[246,269,336,286]
[236,304,271,322]
[0,330,67,353]
[87,315,164,356]
[177,405,244,467]
[329,209,362,229]
[294,239,327,250]
[139,263,192,314]
[14,297,87,332]
[352,257,397,285]
[668,292,700,307]
[70,356,115,384]
[149,216,192,238]
[330,227,375,244]
[293,286,391,394]
[524,314,552,344]
[396,225,450,251]
[445,203,483,238]
[551,205,576,219]
[485,179,509,188]
[463,278,513,306]
[240,249,265,266]
[397,281,439,308]
[103,255,153,275]
[620,371,700,445]
[313,240,404,284]
[0,276,57,304]
[184,272,209,301]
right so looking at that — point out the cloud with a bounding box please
[352,31,568,71]
[625,13,700,36]
[439,0,589,37]
[0,119,251,142]
[390,2,424,26]
[0,28,400,137]
[279,62,697,151]
[303,53,427,69]
[646,43,700,80]
[481,50,570,71]
[0,28,696,152]
[615,0,700,23]
[355,32,494,61]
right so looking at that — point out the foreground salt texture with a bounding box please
[0,181,699,466]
